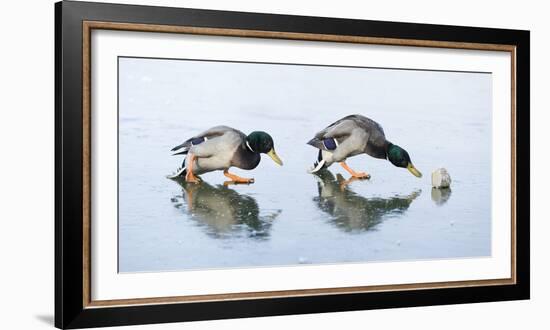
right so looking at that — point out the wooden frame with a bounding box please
[56,1,530,328]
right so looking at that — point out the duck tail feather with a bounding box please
[307,138,324,150]
[167,159,187,179]
[172,147,190,156]
[167,166,187,179]
[307,138,318,146]
[172,137,206,153]
[308,159,326,174]
[171,141,188,152]
[308,149,326,173]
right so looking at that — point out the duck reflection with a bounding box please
[312,170,421,232]
[170,178,280,239]
[431,187,452,206]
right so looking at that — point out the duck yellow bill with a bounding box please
[407,163,422,178]
[267,149,283,166]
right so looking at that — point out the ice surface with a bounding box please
[117,58,492,272]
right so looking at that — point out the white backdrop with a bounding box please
[0,0,545,329]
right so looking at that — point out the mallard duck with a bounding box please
[169,126,283,183]
[307,114,422,178]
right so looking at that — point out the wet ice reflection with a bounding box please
[431,188,452,206]
[170,178,281,239]
[312,170,421,232]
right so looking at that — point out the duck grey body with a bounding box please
[188,126,253,174]
[307,114,422,178]
[174,126,259,175]
[308,115,388,167]
[169,125,282,183]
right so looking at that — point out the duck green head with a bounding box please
[387,144,422,178]
[246,131,283,166]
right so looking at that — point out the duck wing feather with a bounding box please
[171,126,243,155]
[307,114,388,161]
[351,115,388,159]
[307,117,356,150]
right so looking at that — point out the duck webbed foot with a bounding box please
[185,154,202,184]
[185,172,201,184]
[223,169,255,184]
[339,161,371,180]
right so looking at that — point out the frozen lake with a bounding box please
[118,57,492,272]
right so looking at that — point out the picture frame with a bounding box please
[55,1,530,328]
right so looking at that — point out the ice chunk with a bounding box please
[431,168,452,188]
